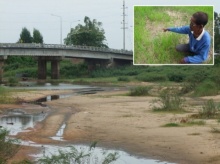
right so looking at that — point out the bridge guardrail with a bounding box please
[0,43,133,55]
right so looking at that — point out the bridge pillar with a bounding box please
[0,60,3,83]
[38,57,47,80]
[51,60,60,79]
[0,56,7,83]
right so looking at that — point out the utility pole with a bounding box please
[122,0,127,50]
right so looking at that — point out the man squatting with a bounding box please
[163,11,211,64]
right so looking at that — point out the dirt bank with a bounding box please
[2,89,220,164]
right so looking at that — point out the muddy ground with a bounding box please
[1,89,220,164]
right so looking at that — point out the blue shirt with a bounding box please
[168,26,211,63]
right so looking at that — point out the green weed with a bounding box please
[188,133,201,135]
[162,123,180,127]
[118,76,130,82]
[0,129,20,163]
[153,89,185,112]
[38,142,119,164]
[0,87,16,104]
[185,120,205,126]
[198,99,220,119]
[128,86,151,96]
[194,80,219,96]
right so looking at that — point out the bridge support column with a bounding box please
[0,60,4,83]
[51,60,60,79]
[0,56,7,83]
[38,57,47,80]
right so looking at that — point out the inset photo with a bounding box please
[134,6,214,65]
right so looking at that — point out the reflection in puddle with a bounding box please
[50,123,66,141]
[0,110,46,135]
[19,140,175,164]
[35,94,73,104]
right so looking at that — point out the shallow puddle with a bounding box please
[0,110,46,135]
[20,140,175,164]
[50,123,66,141]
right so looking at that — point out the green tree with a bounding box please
[64,16,108,48]
[33,28,43,43]
[18,27,32,43]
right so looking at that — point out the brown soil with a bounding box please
[2,89,220,164]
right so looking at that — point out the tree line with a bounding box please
[18,16,107,47]
[5,16,108,78]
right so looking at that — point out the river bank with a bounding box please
[1,88,220,164]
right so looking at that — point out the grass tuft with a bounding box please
[128,86,151,96]
[211,127,220,133]
[153,89,185,112]
[162,123,180,127]
[199,99,220,119]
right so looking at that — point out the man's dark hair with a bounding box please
[193,12,208,26]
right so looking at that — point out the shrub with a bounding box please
[60,63,88,78]
[162,123,180,127]
[199,99,220,119]
[8,77,18,86]
[167,72,185,82]
[129,86,151,96]
[117,77,130,82]
[136,73,167,82]
[37,143,119,164]
[154,89,185,111]
[194,80,218,96]
[0,129,20,163]
[0,87,17,104]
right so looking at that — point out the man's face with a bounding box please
[190,17,198,32]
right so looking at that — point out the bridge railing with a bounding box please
[0,43,133,55]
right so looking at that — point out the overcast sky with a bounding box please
[0,0,219,50]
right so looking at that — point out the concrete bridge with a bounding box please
[0,43,133,81]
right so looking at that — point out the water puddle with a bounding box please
[33,88,105,104]
[50,123,66,141]
[0,110,46,135]
[15,82,97,90]
[19,140,175,164]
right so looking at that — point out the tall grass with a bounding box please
[194,80,219,96]
[199,99,220,119]
[134,6,213,64]
[38,143,119,164]
[0,129,20,163]
[128,86,151,96]
[153,89,185,112]
[0,87,15,104]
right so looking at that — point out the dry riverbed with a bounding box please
[1,89,220,164]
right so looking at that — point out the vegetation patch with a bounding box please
[38,143,119,164]
[0,87,16,104]
[193,80,219,97]
[195,99,220,119]
[0,129,20,163]
[117,76,130,82]
[162,123,181,127]
[188,133,201,136]
[153,89,185,112]
[211,127,220,133]
[128,86,151,96]
[185,120,205,126]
